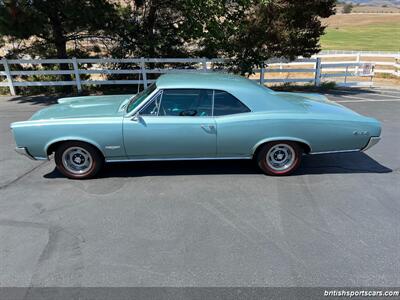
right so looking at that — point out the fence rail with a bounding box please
[1,51,399,96]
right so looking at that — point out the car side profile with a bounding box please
[11,72,381,179]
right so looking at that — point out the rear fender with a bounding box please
[252,137,312,155]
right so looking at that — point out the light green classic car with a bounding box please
[11,73,381,179]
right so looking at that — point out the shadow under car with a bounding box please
[44,152,392,179]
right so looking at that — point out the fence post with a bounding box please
[140,57,148,88]
[202,58,208,72]
[397,57,400,77]
[260,64,265,86]
[72,57,82,93]
[355,52,360,75]
[314,57,321,86]
[2,58,16,96]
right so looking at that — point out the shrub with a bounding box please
[342,3,353,14]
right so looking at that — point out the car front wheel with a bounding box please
[55,141,103,179]
[256,141,302,176]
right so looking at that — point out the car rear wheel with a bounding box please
[55,141,103,179]
[256,141,302,176]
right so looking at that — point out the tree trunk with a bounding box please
[54,38,71,82]
[145,0,158,57]
[49,12,72,92]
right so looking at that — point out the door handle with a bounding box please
[201,124,215,130]
[201,124,216,133]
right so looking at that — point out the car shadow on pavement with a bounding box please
[44,152,391,179]
[295,152,392,175]
[7,95,58,106]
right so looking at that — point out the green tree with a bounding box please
[0,0,121,89]
[112,0,336,74]
[0,0,336,76]
[201,0,336,73]
[0,0,120,59]
[342,3,353,13]
[110,0,195,58]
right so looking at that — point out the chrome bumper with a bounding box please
[362,137,381,151]
[15,147,36,160]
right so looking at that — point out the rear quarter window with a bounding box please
[213,90,250,116]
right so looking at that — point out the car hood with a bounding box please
[271,92,361,118]
[30,94,134,120]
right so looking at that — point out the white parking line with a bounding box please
[330,89,400,99]
[372,91,400,98]
[339,95,374,100]
[329,89,367,95]
[331,94,400,102]
[371,88,400,93]
[326,89,400,103]
[334,93,400,99]
[370,94,400,99]
[334,99,400,103]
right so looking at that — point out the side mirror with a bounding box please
[131,113,141,121]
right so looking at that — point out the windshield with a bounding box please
[126,83,156,113]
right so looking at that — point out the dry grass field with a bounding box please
[321,13,400,51]
[337,4,400,13]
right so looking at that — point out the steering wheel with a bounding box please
[179,110,197,116]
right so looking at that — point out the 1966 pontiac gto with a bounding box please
[11,73,381,179]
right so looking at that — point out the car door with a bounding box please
[123,89,217,159]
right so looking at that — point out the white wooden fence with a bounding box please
[1,51,399,96]
[318,51,400,77]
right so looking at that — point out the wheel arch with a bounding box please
[252,137,312,158]
[45,137,105,158]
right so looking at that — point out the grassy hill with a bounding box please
[347,0,400,5]
[320,14,400,51]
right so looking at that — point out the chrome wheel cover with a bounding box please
[61,146,93,174]
[266,144,295,172]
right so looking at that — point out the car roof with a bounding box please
[155,72,262,90]
[155,72,280,111]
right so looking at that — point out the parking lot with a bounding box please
[0,87,399,287]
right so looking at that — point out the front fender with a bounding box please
[12,116,124,159]
[44,136,105,157]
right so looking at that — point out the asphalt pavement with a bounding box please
[0,88,399,287]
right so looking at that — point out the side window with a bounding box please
[140,92,162,116]
[160,89,213,117]
[213,90,250,116]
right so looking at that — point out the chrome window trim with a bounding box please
[127,86,251,118]
[137,90,164,116]
[130,115,215,120]
[125,87,161,117]
[211,90,215,117]
[139,88,214,118]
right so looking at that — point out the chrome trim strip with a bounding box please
[105,145,121,150]
[34,157,50,161]
[309,149,360,155]
[362,136,381,151]
[106,156,252,163]
[15,147,36,160]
